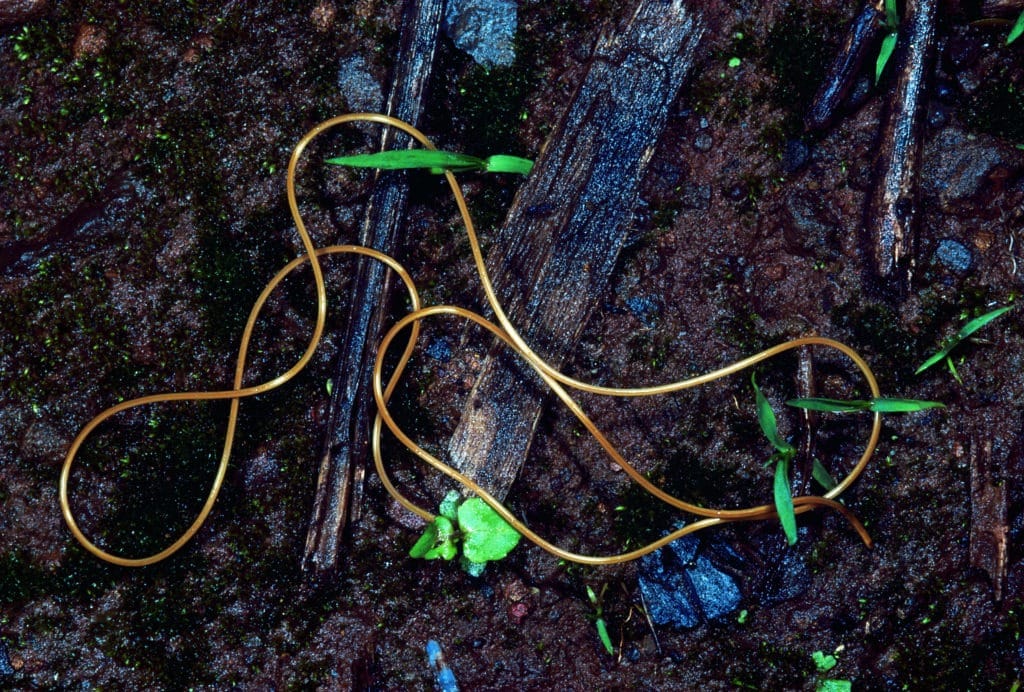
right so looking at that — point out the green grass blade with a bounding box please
[325,149,486,172]
[1008,10,1024,45]
[811,459,837,491]
[915,304,1014,374]
[752,374,793,454]
[595,618,614,655]
[483,155,533,175]
[773,456,797,545]
[786,398,870,412]
[875,32,897,84]
[868,398,945,413]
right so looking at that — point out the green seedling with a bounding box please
[786,398,945,413]
[811,649,852,691]
[915,304,1014,378]
[326,149,533,175]
[811,459,838,491]
[752,374,798,545]
[875,0,899,84]
[409,490,521,575]
[586,584,615,655]
[1008,10,1024,45]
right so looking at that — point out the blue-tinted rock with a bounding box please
[688,554,742,619]
[935,238,973,273]
[782,138,810,173]
[425,338,452,362]
[638,533,741,629]
[625,296,661,328]
[444,0,517,68]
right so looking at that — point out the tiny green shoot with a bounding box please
[1007,10,1024,45]
[915,304,1014,376]
[812,650,851,692]
[876,0,900,84]
[409,490,521,574]
[586,584,615,655]
[752,374,798,545]
[812,650,838,673]
[811,459,837,491]
[326,149,533,175]
[786,398,945,413]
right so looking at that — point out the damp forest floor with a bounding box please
[2,1,1024,689]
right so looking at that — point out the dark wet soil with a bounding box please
[2,0,1023,689]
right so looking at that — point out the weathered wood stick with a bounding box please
[804,0,885,133]
[968,423,1012,601]
[981,0,1024,18]
[302,0,444,576]
[447,0,706,502]
[862,0,936,286]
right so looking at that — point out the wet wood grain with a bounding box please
[302,0,444,576]
[804,0,885,133]
[447,0,706,501]
[862,0,937,287]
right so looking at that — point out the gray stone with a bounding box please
[935,238,973,273]
[444,0,517,68]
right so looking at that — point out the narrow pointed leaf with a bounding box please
[868,398,945,412]
[753,374,793,454]
[326,149,487,172]
[773,456,797,545]
[786,398,871,413]
[811,459,838,491]
[483,155,534,175]
[915,305,1014,374]
[876,32,897,84]
[1008,10,1024,45]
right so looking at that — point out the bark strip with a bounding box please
[862,0,937,286]
[804,0,885,133]
[968,426,1010,601]
[302,0,445,576]
[447,0,706,501]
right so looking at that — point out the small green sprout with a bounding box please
[812,650,838,673]
[326,149,533,175]
[409,491,522,574]
[915,304,1014,377]
[811,459,837,491]
[752,374,798,545]
[1008,10,1024,45]
[812,650,851,691]
[586,584,614,655]
[876,0,899,84]
[786,398,945,413]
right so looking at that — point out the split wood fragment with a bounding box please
[302,0,445,576]
[446,0,707,502]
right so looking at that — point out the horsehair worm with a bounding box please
[59,113,882,568]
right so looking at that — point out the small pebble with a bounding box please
[935,238,973,273]
[781,138,809,173]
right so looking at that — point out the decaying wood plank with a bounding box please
[968,417,1016,601]
[862,0,936,287]
[302,0,444,576]
[447,0,706,502]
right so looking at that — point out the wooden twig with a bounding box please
[302,0,445,576]
[804,0,886,133]
[446,0,706,501]
[862,0,937,287]
[968,422,1012,602]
